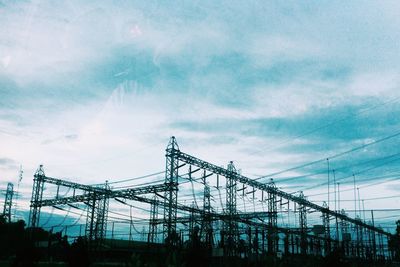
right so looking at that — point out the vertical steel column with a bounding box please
[371,210,377,260]
[322,202,331,255]
[148,195,159,243]
[163,136,179,246]
[340,210,349,257]
[85,194,97,242]
[299,191,308,255]
[202,171,213,247]
[189,202,196,244]
[95,182,109,240]
[267,179,278,255]
[29,165,45,228]
[225,161,238,256]
[2,182,14,223]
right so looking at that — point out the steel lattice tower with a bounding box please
[163,136,179,246]
[201,170,213,247]
[29,165,45,228]
[225,161,238,256]
[148,195,159,243]
[96,182,110,240]
[2,182,14,223]
[299,191,308,255]
[85,182,110,243]
[267,179,278,254]
[322,201,331,255]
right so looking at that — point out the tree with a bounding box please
[389,220,400,260]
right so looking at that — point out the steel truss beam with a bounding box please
[34,184,169,207]
[170,147,391,237]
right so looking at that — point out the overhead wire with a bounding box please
[256,130,400,181]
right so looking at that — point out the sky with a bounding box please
[1,1,400,233]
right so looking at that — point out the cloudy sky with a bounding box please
[1,1,400,231]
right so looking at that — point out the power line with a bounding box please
[256,130,400,181]
[251,95,400,156]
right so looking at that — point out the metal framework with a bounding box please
[27,136,394,261]
[148,195,159,243]
[29,165,45,227]
[2,182,14,223]
[29,167,168,242]
[85,182,110,242]
[201,170,213,247]
[163,136,180,246]
[299,191,308,255]
[322,202,331,255]
[170,146,390,236]
[267,179,278,254]
[225,161,238,256]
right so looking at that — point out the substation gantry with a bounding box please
[28,136,393,260]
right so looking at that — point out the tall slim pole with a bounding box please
[337,182,341,243]
[371,210,376,260]
[333,170,337,212]
[327,159,330,209]
[362,200,366,222]
[353,174,357,218]
[337,183,340,211]
[357,188,362,218]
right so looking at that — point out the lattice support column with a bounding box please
[224,161,238,256]
[163,136,179,246]
[96,182,109,240]
[2,182,14,223]
[267,179,278,255]
[29,165,45,228]
[340,210,349,257]
[85,183,110,244]
[201,171,213,248]
[85,194,97,242]
[148,195,159,243]
[322,202,331,255]
[299,191,308,255]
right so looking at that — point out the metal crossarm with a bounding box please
[172,148,391,237]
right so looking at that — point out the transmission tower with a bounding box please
[163,136,179,247]
[2,182,14,223]
[267,179,278,255]
[224,161,238,256]
[29,165,45,228]
[201,170,213,247]
[322,201,331,255]
[299,191,308,255]
[85,182,110,243]
[148,195,159,243]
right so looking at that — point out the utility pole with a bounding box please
[337,183,340,211]
[13,166,23,221]
[353,174,357,218]
[371,210,377,260]
[333,171,339,244]
[357,188,361,218]
[327,159,330,209]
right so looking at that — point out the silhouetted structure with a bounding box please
[24,136,395,266]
